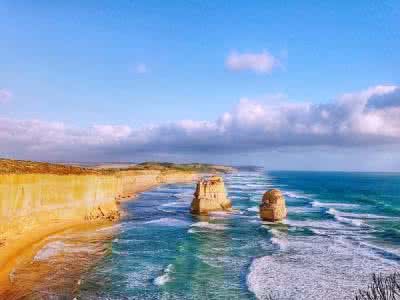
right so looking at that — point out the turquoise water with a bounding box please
[33,170,400,299]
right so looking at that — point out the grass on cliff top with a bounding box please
[131,162,236,173]
[0,159,235,175]
[0,159,103,175]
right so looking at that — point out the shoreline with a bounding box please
[0,220,112,295]
[0,220,120,299]
[0,172,200,295]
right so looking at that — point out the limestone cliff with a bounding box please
[190,176,232,215]
[259,189,287,221]
[0,162,199,278]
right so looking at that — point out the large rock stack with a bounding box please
[190,176,232,215]
[259,189,287,221]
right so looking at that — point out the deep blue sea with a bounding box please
[24,170,400,299]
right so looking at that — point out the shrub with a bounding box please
[355,273,400,300]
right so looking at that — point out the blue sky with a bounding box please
[1,1,400,170]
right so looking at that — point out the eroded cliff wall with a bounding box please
[0,170,198,273]
[190,176,232,214]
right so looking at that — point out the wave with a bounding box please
[283,191,311,199]
[312,201,360,208]
[309,228,366,237]
[160,201,188,208]
[33,241,96,261]
[142,191,172,197]
[208,210,243,219]
[269,229,289,251]
[112,238,144,245]
[125,263,162,289]
[288,206,320,214]
[153,264,174,286]
[246,183,272,189]
[143,218,190,227]
[327,208,397,221]
[95,223,122,232]
[34,241,66,261]
[336,216,364,227]
[249,194,264,202]
[227,184,260,191]
[284,219,350,231]
[112,249,129,256]
[229,195,247,200]
[246,236,399,300]
[174,190,194,199]
[190,222,226,231]
[358,241,400,261]
[247,206,259,212]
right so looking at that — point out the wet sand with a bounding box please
[0,221,117,299]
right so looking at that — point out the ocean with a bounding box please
[10,170,400,299]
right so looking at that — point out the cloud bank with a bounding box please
[225,51,279,74]
[1,85,399,162]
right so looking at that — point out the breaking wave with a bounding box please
[247,236,399,300]
[153,264,174,286]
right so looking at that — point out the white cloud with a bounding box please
[225,51,279,74]
[0,85,399,161]
[0,89,13,104]
[134,63,149,74]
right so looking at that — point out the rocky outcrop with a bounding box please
[259,189,287,221]
[190,176,232,215]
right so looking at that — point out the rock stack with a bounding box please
[190,176,232,215]
[259,189,287,221]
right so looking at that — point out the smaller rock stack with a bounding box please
[190,176,232,215]
[259,189,287,221]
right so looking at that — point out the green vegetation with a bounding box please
[0,159,101,175]
[132,162,236,173]
[0,159,236,175]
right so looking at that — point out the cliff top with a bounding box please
[131,162,236,174]
[0,159,236,175]
[199,176,224,184]
[0,159,103,175]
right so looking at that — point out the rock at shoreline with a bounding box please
[190,176,232,215]
[259,189,287,221]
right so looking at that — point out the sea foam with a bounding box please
[247,206,259,212]
[154,264,174,286]
[143,218,190,227]
[34,241,66,261]
[247,236,399,300]
[312,201,360,208]
[190,222,227,231]
[269,228,289,250]
[283,191,311,199]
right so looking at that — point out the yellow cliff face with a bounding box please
[0,174,120,221]
[0,169,198,288]
[190,176,232,215]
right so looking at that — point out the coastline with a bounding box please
[0,160,208,294]
[0,220,122,299]
[0,220,108,295]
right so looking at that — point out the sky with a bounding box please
[1,1,400,171]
